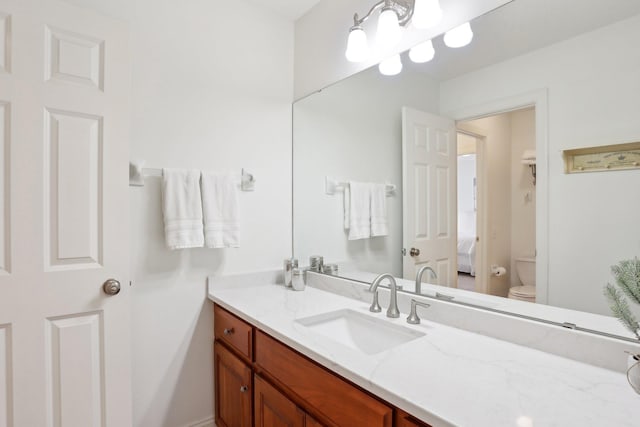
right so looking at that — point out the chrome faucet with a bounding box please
[368,274,400,318]
[415,266,437,295]
[406,299,431,324]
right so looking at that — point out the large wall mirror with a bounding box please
[293,0,640,340]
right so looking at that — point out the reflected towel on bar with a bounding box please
[370,183,388,237]
[348,181,370,240]
[201,172,240,248]
[162,169,204,249]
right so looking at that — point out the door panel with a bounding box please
[402,107,457,288]
[44,26,104,90]
[435,166,451,238]
[254,374,304,427]
[0,14,9,73]
[0,101,8,275]
[45,312,104,427]
[0,324,11,427]
[214,342,252,427]
[44,109,103,270]
[0,1,131,426]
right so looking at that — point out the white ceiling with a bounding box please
[60,0,322,21]
[403,0,640,80]
[244,0,322,21]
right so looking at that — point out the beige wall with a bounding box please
[509,109,536,287]
[459,115,512,297]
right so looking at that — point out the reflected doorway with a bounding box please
[457,107,537,300]
[456,132,482,293]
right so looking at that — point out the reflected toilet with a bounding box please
[508,257,536,302]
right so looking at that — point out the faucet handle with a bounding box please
[407,299,430,324]
[369,289,382,313]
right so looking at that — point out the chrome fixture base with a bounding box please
[407,299,431,324]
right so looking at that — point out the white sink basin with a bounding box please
[295,309,425,355]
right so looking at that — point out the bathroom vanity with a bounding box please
[209,271,640,427]
[213,305,416,427]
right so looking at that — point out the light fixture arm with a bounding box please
[352,0,416,27]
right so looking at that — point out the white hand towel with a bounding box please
[370,183,388,237]
[162,169,204,250]
[348,181,371,240]
[201,172,240,248]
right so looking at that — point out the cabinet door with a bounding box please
[256,331,392,427]
[254,375,305,427]
[214,341,253,427]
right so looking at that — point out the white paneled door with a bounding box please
[402,107,457,288]
[0,1,131,426]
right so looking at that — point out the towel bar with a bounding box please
[129,161,255,191]
[325,176,395,196]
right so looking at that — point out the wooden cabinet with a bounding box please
[254,374,305,427]
[304,414,324,427]
[213,304,431,427]
[395,410,432,427]
[215,305,254,361]
[255,330,393,427]
[214,341,253,427]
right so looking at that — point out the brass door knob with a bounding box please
[410,248,420,257]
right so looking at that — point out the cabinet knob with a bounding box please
[223,328,234,336]
[240,385,248,393]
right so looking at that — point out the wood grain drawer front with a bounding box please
[215,305,253,360]
[255,374,305,427]
[255,331,393,427]
[214,341,253,427]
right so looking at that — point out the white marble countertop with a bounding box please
[209,280,640,427]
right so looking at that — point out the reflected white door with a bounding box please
[402,107,457,289]
[0,1,131,426]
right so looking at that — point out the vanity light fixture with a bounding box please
[345,1,475,76]
[345,0,443,63]
[379,54,403,75]
[408,39,435,63]
[443,21,474,48]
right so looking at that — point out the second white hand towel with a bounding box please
[370,183,388,237]
[162,168,204,249]
[348,181,371,240]
[201,172,240,248]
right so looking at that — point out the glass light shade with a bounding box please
[378,54,403,76]
[412,0,443,30]
[444,22,474,48]
[409,40,435,63]
[345,27,368,62]
[376,8,401,50]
